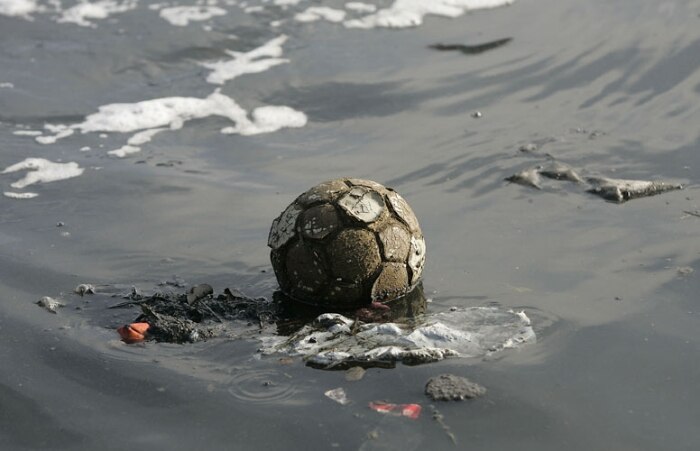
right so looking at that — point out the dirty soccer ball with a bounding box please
[268,178,426,307]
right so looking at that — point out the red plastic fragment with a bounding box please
[117,322,150,343]
[368,401,422,420]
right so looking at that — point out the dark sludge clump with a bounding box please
[111,284,281,343]
[112,282,427,344]
[429,38,513,55]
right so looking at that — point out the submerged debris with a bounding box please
[425,374,486,401]
[345,366,366,382]
[505,158,683,203]
[36,296,65,314]
[260,307,535,369]
[586,176,682,203]
[429,38,512,55]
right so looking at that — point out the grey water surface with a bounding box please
[1,0,700,449]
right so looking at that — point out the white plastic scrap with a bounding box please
[260,307,535,367]
[324,387,350,405]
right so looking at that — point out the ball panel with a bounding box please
[378,222,411,263]
[346,178,387,191]
[408,236,426,285]
[327,228,382,284]
[298,203,340,240]
[337,186,385,224]
[268,203,302,250]
[386,191,420,233]
[371,263,409,301]
[285,240,328,298]
[296,179,349,206]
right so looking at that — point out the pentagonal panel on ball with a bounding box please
[327,228,381,284]
[337,186,385,224]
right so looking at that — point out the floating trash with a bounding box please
[117,322,150,344]
[260,307,535,369]
[369,402,421,420]
[324,387,350,405]
[506,158,683,203]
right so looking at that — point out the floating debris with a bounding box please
[260,307,535,369]
[505,158,683,203]
[471,111,483,118]
[186,283,214,304]
[429,38,512,55]
[36,296,65,314]
[586,177,682,203]
[324,387,350,405]
[117,322,150,343]
[111,286,278,344]
[538,161,583,183]
[345,366,366,382]
[425,374,486,401]
[518,143,538,153]
[505,167,542,190]
[369,402,421,420]
[74,284,96,296]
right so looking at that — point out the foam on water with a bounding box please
[344,0,515,29]
[345,2,376,13]
[295,6,346,23]
[3,191,39,199]
[13,130,42,136]
[159,5,226,26]
[200,35,289,85]
[0,81,15,88]
[2,158,84,196]
[0,0,39,18]
[35,90,306,149]
[57,0,138,27]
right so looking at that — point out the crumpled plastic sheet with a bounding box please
[259,307,535,368]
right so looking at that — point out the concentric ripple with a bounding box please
[226,368,304,405]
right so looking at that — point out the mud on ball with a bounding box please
[268,178,426,307]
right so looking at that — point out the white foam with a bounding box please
[159,5,226,26]
[108,127,166,157]
[2,158,84,189]
[273,0,302,5]
[13,130,42,136]
[36,90,306,148]
[344,0,514,29]
[0,0,39,18]
[57,0,138,27]
[222,105,307,135]
[3,191,39,199]
[0,82,15,88]
[200,35,289,85]
[345,2,376,13]
[36,124,74,144]
[295,6,345,23]
[243,5,262,13]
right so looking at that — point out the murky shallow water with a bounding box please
[1,0,700,449]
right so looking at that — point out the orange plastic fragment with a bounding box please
[368,401,422,420]
[117,322,150,343]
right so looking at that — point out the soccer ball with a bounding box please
[268,178,426,307]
